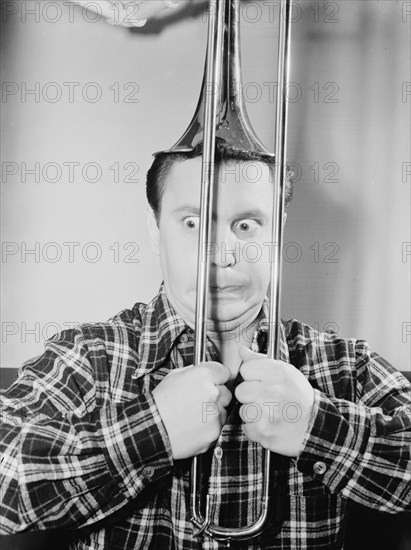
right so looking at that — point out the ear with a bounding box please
[147,207,160,255]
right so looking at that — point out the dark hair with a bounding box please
[146,138,294,220]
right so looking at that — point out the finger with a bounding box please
[131,0,167,20]
[239,404,263,428]
[239,352,275,381]
[235,381,263,404]
[71,1,147,27]
[117,0,183,24]
[138,0,185,19]
[202,362,231,385]
[242,422,259,443]
[240,348,293,374]
[239,346,268,382]
[167,365,192,376]
[113,2,147,27]
[240,360,283,382]
[217,385,232,407]
[101,1,147,27]
[162,0,184,8]
[239,345,266,363]
[72,1,116,20]
[98,1,121,21]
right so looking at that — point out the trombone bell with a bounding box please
[164,0,273,156]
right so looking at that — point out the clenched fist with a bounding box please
[152,362,232,460]
[236,346,315,457]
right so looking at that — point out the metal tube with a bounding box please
[267,0,292,361]
[190,0,293,542]
[192,0,225,366]
[190,0,226,530]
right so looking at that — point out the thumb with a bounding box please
[167,366,192,376]
[239,345,265,362]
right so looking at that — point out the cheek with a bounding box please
[160,238,197,279]
[253,267,271,292]
[241,245,271,276]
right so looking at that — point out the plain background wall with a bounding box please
[1,0,410,374]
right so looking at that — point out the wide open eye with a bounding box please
[233,219,260,236]
[183,216,199,230]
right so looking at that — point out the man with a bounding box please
[1,140,410,550]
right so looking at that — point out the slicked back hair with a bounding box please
[146,138,293,222]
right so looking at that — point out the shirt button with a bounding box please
[142,466,154,478]
[214,447,223,460]
[313,461,327,475]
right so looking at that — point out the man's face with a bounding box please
[150,157,278,330]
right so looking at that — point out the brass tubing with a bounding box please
[190,0,226,533]
[267,0,292,362]
[188,0,293,542]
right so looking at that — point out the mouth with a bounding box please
[209,285,243,295]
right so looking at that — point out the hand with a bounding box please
[70,1,187,28]
[153,362,232,460]
[236,346,315,457]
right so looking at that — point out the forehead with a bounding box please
[161,157,273,212]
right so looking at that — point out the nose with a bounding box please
[210,227,239,268]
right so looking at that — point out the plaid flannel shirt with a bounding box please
[1,284,410,549]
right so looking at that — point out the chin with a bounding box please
[207,302,248,324]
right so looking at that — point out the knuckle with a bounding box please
[222,364,231,379]
[223,389,232,404]
[242,423,252,439]
[239,363,249,377]
[220,385,231,399]
[211,424,221,440]
[208,385,219,401]
[235,386,244,402]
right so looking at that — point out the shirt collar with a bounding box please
[135,284,189,378]
[135,285,289,378]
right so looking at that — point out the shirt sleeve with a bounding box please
[295,342,411,513]
[0,328,173,535]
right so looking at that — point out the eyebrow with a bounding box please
[172,206,268,220]
[172,204,201,216]
[234,209,267,220]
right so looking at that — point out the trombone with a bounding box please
[159,0,293,543]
